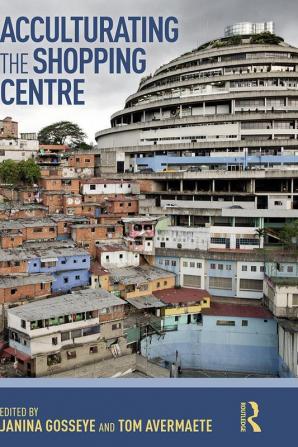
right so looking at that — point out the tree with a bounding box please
[75,141,94,151]
[18,159,41,184]
[0,159,19,184]
[279,221,298,248]
[38,121,87,148]
[0,159,40,186]
[250,32,284,45]
[255,227,267,248]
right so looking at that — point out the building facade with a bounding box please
[6,289,129,376]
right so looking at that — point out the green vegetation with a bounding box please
[270,277,298,286]
[250,32,284,45]
[279,220,298,248]
[196,33,284,52]
[0,159,40,185]
[212,36,242,48]
[38,121,88,148]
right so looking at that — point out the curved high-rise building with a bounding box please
[96,23,298,178]
[93,24,298,375]
[95,24,298,299]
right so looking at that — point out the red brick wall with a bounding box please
[72,224,123,256]
[24,225,57,241]
[1,117,18,138]
[0,208,47,221]
[107,199,138,215]
[18,191,38,204]
[39,178,62,191]
[40,178,80,193]
[0,282,51,304]
[0,260,27,275]
[39,168,63,178]
[72,225,123,242]
[41,193,64,213]
[68,154,95,168]
[98,216,121,224]
[0,234,24,249]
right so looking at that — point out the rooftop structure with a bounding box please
[0,274,52,288]
[224,21,275,37]
[108,265,175,285]
[202,301,273,318]
[153,287,211,304]
[8,288,125,321]
[125,295,166,309]
[0,245,89,262]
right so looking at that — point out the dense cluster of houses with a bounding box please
[0,117,297,378]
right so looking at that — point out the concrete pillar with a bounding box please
[230,234,236,249]
[212,179,215,192]
[180,180,183,192]
[251,179,255,193]
[188,215,191,227]
[231,99,235,115]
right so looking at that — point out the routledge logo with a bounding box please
[240,401,262,433]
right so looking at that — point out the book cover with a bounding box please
[0,1,297,445]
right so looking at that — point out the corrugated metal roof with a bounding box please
[0,245,89,262]
[8,289,126,321]
[108,265,174,285]
[202,302,273,319]
[0,274,53,287]
[125,295,166,309]
[153,287,210,304]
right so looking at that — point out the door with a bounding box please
[117,161,124,173]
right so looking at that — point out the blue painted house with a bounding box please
[27,247,91,293]
[141,300,278,375]
[154,256,180,285]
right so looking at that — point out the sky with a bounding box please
[2,0,298,143]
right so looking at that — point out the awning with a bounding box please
[3,347,31,363]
